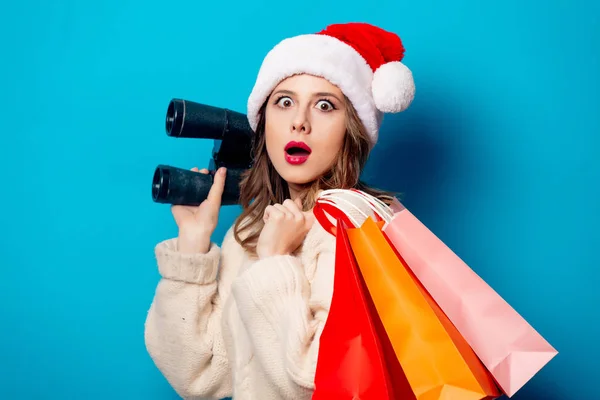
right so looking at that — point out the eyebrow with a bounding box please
[272,89,342,103]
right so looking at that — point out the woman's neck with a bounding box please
[287,183,305,201]
[286,181,323,211]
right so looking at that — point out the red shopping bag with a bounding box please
[312,209,415,400]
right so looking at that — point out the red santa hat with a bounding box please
[246,22,416,146]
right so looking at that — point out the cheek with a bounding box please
[318,119,346,153]
[264,114,282,153]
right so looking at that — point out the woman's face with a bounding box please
[264,74,347,187]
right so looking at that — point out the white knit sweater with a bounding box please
[144,218,336,400]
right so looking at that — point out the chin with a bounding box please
[273,162,322,186]
[279,169,318,185]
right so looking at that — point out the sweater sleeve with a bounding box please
[230,250,335,398]
[144,228,241,400]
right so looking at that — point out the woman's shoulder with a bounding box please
[219,214,257,253]
[220,220,245,251]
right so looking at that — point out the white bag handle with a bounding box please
[315,198,363,227]
[318,189,394,222]
[316,189,394,226]
[347,189,395,221]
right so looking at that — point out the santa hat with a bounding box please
[246,22,416,146]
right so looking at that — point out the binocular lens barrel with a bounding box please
[165,98,251,141]
[152,165,244,206]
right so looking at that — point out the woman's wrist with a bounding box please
[177,227,212,254]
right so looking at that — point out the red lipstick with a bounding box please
[284,141,312,165]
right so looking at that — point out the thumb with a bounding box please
[294,197,303,209]
[303,209,315,228]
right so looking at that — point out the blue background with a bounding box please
[1,0,598,399]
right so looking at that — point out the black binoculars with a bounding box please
[151,99,254,206]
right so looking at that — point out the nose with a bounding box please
[291,110,311,134]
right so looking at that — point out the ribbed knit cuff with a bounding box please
[154,238,220,284]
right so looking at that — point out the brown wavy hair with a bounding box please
[233,93,396,254]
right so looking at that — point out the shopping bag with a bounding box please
[382,201,558,397]
[313,213,415,400]
[314,191,501,400]
[345,216,502,400]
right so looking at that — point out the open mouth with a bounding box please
[284,141,312,164]
[286,147,311,156]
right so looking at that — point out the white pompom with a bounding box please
[372,61,415,113]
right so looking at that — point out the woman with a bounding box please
[144,22,416,400]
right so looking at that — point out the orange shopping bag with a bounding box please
[313,210,416,399]
[346,216,502,400]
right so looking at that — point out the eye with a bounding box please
[276,96,293,108]
[316,99,335,112]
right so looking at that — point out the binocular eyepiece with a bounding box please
[151,99,254,206]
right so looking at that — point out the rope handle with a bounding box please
[348,189,395,222]
[318,189,394,223]
[317,189,394,221]
[313,189,395,236]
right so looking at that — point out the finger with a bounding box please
[283,199,303,221]
[206,167,227,206]
[293,197,303,210]
[273,204,292,220]
[263,205,274,222]
[264,205,284,222]
[303,209,316,228]
[263,204,284,218]
[191,167,209,174]
[282,199,298,211]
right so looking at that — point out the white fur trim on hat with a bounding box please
[247,34,384,145]
[372,61,415,113]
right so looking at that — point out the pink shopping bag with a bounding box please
[382,200,558,397]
